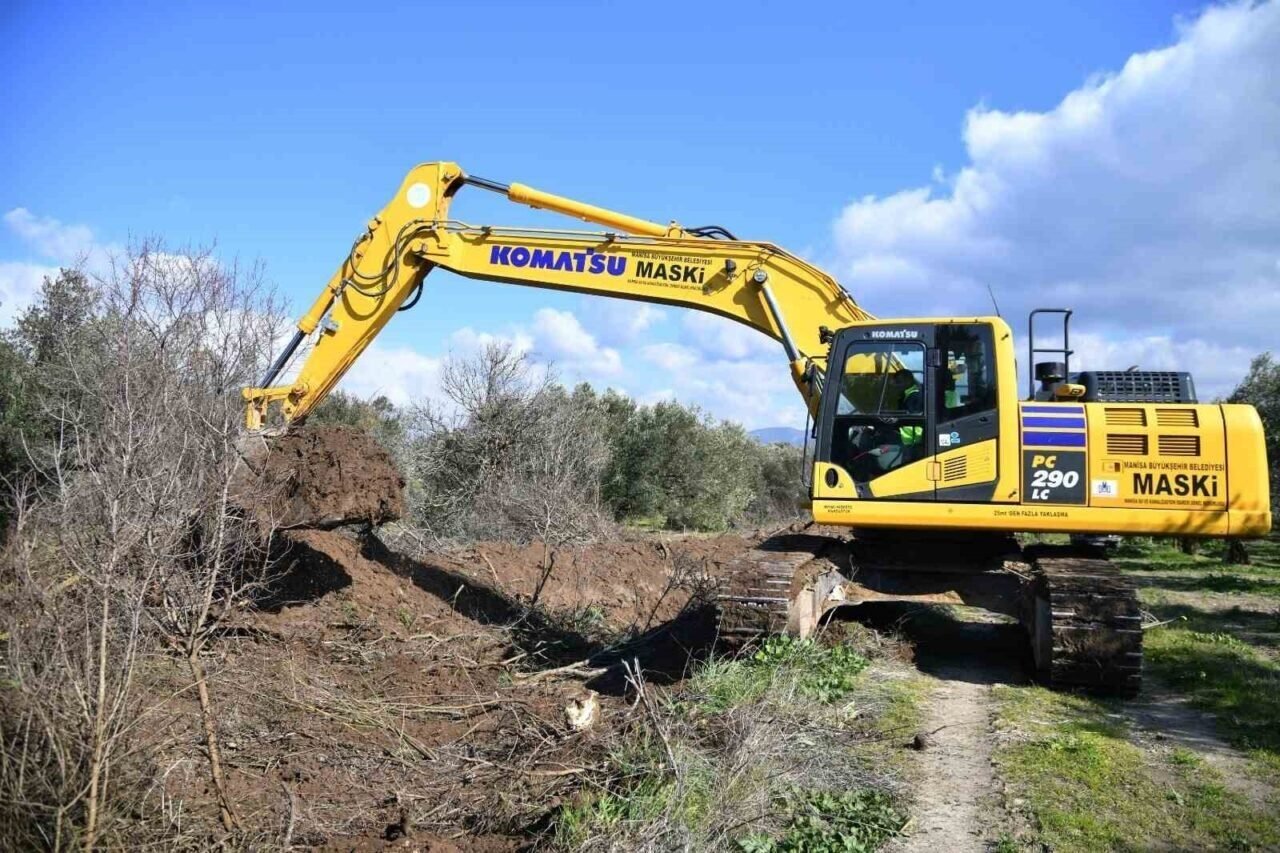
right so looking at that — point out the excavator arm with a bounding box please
[243,162,872,429]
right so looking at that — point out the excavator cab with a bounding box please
[815,320,1002,502]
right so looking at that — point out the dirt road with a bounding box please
[873,610,1024,852]
[873,536,1280,853]
[895,675,996,851]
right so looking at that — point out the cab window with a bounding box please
[830,342,926,483]
[938,324,996,419]
[837,344,925,416]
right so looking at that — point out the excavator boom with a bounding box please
[244,162,870,428]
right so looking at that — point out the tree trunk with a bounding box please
[188,651,239,833]
[83,595,111,851]
[531,541,554,607]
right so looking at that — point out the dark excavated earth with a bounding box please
[237,424,406,530]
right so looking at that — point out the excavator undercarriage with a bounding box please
[714,527,1143,697]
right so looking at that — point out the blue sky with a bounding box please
[3,1,1277,428]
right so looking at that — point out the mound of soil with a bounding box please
[261,529,756,643]
[168,528,761,846]
[450,535,756,635]
[238,425,405,530]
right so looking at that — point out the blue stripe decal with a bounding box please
[1021,405,1084,414]
[1021,430,1087,447]
[1021,416,1086,429]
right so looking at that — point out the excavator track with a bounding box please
[1023,545,1144,697]
[714,532,1144,699]
[713,532,836,650]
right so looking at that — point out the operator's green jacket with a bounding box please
[901,384,922,446]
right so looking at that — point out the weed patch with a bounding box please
[552,636,902,850]
[689,636,869,713]
[737,789,904,852]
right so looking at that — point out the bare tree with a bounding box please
[402,343,611,564]
[0,242,284,848]
[498,386,611,603]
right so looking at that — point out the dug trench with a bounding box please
[157,425,761,848]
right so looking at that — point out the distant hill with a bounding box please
[750,426,807,446]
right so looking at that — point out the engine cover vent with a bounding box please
[1077,371,1197,404]
[1156,408,1199,428]
[1106,434,1149,456]
[1158,435,1200,457]
[1105,408,1147,427]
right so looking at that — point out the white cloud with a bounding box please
[529,307,623,375]
[1070,332,1255,399]
[636,352,802,430]
[640,342,699,372]
[832,1,1280,398]
[1,208,122,327]
[3,208,99,261]
[640,388,677,405]
[335,307,625,410]
[329,303,799,429]
[448,325,535,357]
[0,261,58,325]
[581,300,668,345]
[339,342,444,407]
[680,312,783,361]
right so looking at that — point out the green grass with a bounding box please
[1114,537,1280,585]
[686,655,771,713]
[992,536,1280,851]
[1145,626,1280,756]
[553,634,913,851]
[1127,536,1280,769]
[687,635,871,713]
[995,686,1160,850]
[992,833,1020,853]
[993,686,1280,851]
[872,673,931,742]
[736,789,904,853]
[553,726,720,848]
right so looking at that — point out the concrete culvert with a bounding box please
[235,424,405,530]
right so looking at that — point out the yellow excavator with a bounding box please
[245,162,1271,696]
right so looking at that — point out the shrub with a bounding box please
[399,343,611,547]
[1227,352,1279,505]
[343,351,808,541]
[0,245,284,847]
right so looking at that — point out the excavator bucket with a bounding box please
[233,424,405,531]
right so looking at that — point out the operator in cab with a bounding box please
[871,368,924,472]
[844,368,925,481]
